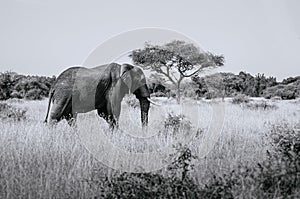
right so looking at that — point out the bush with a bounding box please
[86,145,201,198]
[199,123,300,198]
[0,72,15,100]
[263,84,299,100]
[25,89,43,100]
[269,123,300,157]
[232,94,250,104]
[204,91,220,99]
[0,102,26,121]
[0,72,55,101]
[86,171,202,199]
[164,113,192,134]
[246,101,278,110]
[183,89,197,99]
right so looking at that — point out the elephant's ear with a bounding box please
[120,64,134,77]
[95,68,112,109]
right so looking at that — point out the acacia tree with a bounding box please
[130,40,224,103]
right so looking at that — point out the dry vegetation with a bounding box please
[0,97,299,198]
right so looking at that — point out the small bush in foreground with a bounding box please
[164,113,192,134]
[269,123,300,158]
[86,145,200,199]
[200,123,300,198]
[86,172,201,199]
[0,102,26,121]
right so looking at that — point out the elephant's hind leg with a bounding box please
[49,97,73,124]
[49,101,65,124]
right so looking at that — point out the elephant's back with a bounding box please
[52,66,84,100]
[55,66,83,83]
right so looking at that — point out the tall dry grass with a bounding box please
[0,97,299,198]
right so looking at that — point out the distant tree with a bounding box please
[238,71,256,96]
[253,73,271,97]
[130,40,224,103]
[0,72,18,100]
[282,77,298,84]
[0,72,55,101]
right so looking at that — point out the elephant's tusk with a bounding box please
[147,97,161,106]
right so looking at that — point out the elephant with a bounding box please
[44,63,154,128]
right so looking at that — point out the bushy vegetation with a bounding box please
[263,83,299,100]
[232,94,250,104]
[86,145,200,198]
[1,71,299,102]
[0,102,27,121]
[245,101,278,110]
[146,71,299,100]
[201,123,300,198]
[192,72,300,99]
[0,99,299,198]
[0,71,55,100]
[0,69,299,198]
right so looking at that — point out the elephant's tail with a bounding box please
[44,89,54,123]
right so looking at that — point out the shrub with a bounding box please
[25,89,43,100]
[263,84,299,100]
[86,145,200,198]
[0,102,26,121]
[183,89,197,99]
[199,123,300,198]
[0,72,55,101]
[232,94,250,104]
[164,113,192,134]
[246,101,278,110]
[269,123,300,157]
[204,90,219,99]
[86,171,202,199]
[167,144,197,181]
[0,72,15,100]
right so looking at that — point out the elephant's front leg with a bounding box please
[97,108,117,130]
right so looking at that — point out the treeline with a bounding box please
[1,71,299,101]
[192,72,299,99]
[0,72,56,100]
[149,71,300,100]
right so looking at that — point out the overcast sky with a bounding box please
[0,0,299,80]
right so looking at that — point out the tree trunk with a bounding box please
[176,82,181,104]
[175,76,184,104]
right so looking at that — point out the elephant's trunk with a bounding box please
[133,84,150,127]
[139,97,150,126]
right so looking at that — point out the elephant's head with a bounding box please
[94,63,150,127]
[119,64,150,126]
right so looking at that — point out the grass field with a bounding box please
[0,97,299,198]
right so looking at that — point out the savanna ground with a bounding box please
[0,96,299,198]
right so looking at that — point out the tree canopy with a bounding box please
[130,40,225,102]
